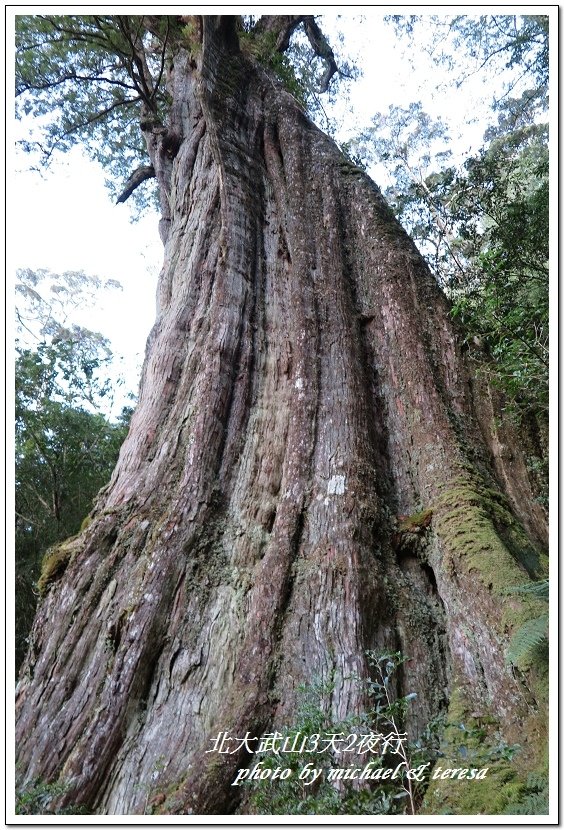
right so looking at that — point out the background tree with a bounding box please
[15,15,549,816]
[356,14,548,504]
[15,268,131,670]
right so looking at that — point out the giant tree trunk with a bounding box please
[15,17,548,815]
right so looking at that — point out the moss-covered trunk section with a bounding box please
[15,16,547,816]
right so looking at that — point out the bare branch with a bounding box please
[302,17,339,93]
[253,15,305,52]
[17,70,138,96]
[115,164,155,204]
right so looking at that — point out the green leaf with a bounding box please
[507,614,548,665]
[503,579,549,599]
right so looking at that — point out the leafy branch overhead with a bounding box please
[387,14,548,113]
[16,14,351,208]
[252,15,340,91]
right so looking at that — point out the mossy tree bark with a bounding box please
[15,16,547,815]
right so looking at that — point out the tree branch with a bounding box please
[116,164,155,204]
[255,15,341,93]
[302,17,339,93]
[17,70,138,96]
[15,510,38,528]
[253,15,305,53]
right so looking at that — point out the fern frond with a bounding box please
[507,614,549,665]
[503,579,549,599]
[505,790,549,815]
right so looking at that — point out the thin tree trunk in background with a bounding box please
[15,17,547,815]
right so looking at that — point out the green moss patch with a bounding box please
[433,478,547,633]
[421,686,544,815]
[37,536,82,595]
[80,514,93,532]
[398,508,433,533]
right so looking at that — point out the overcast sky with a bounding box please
[12,147,162,404]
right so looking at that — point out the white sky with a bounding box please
[12,147,162,408]
[9,8,552,414]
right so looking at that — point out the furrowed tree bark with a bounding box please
[15,16,547,815]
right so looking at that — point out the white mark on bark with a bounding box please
[327,475,346,495]
[295,377,304,389]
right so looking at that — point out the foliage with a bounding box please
[503,773,549,815]
[506,616,549,667]
[16,266,121,334]
[15,266,130,411]
[356,14,549,477]
[15,14,355,205]
[421,683,545,815]
[15,15,173,207]
[15,267,132,671]
[238,15,360,135]
[503,579,548,598]
[247,677,361,815]
[282,32,359,136]
[365,652,431,814]
[448,122,548,416]
[15,347,131,668]
[248,652,439,815]
[238,28,310,110]
[15,778,88,815]
[353,102,455,280]
[386,15,548,114]
[503,580,548,667]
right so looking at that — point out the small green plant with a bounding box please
[247,653,437,815]
[503,580,548,666]
[15,778,87,815]
[448,719,521,764]
[525,454,548,508]
[367,653,416,812]
[180,18,202,55]
[37,537,78,595]
[503,772,549,815]
[247,677,361,815]
[397,509,433,533]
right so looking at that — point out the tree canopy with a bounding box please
[15,14,356,207]
[354,14,549,501]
